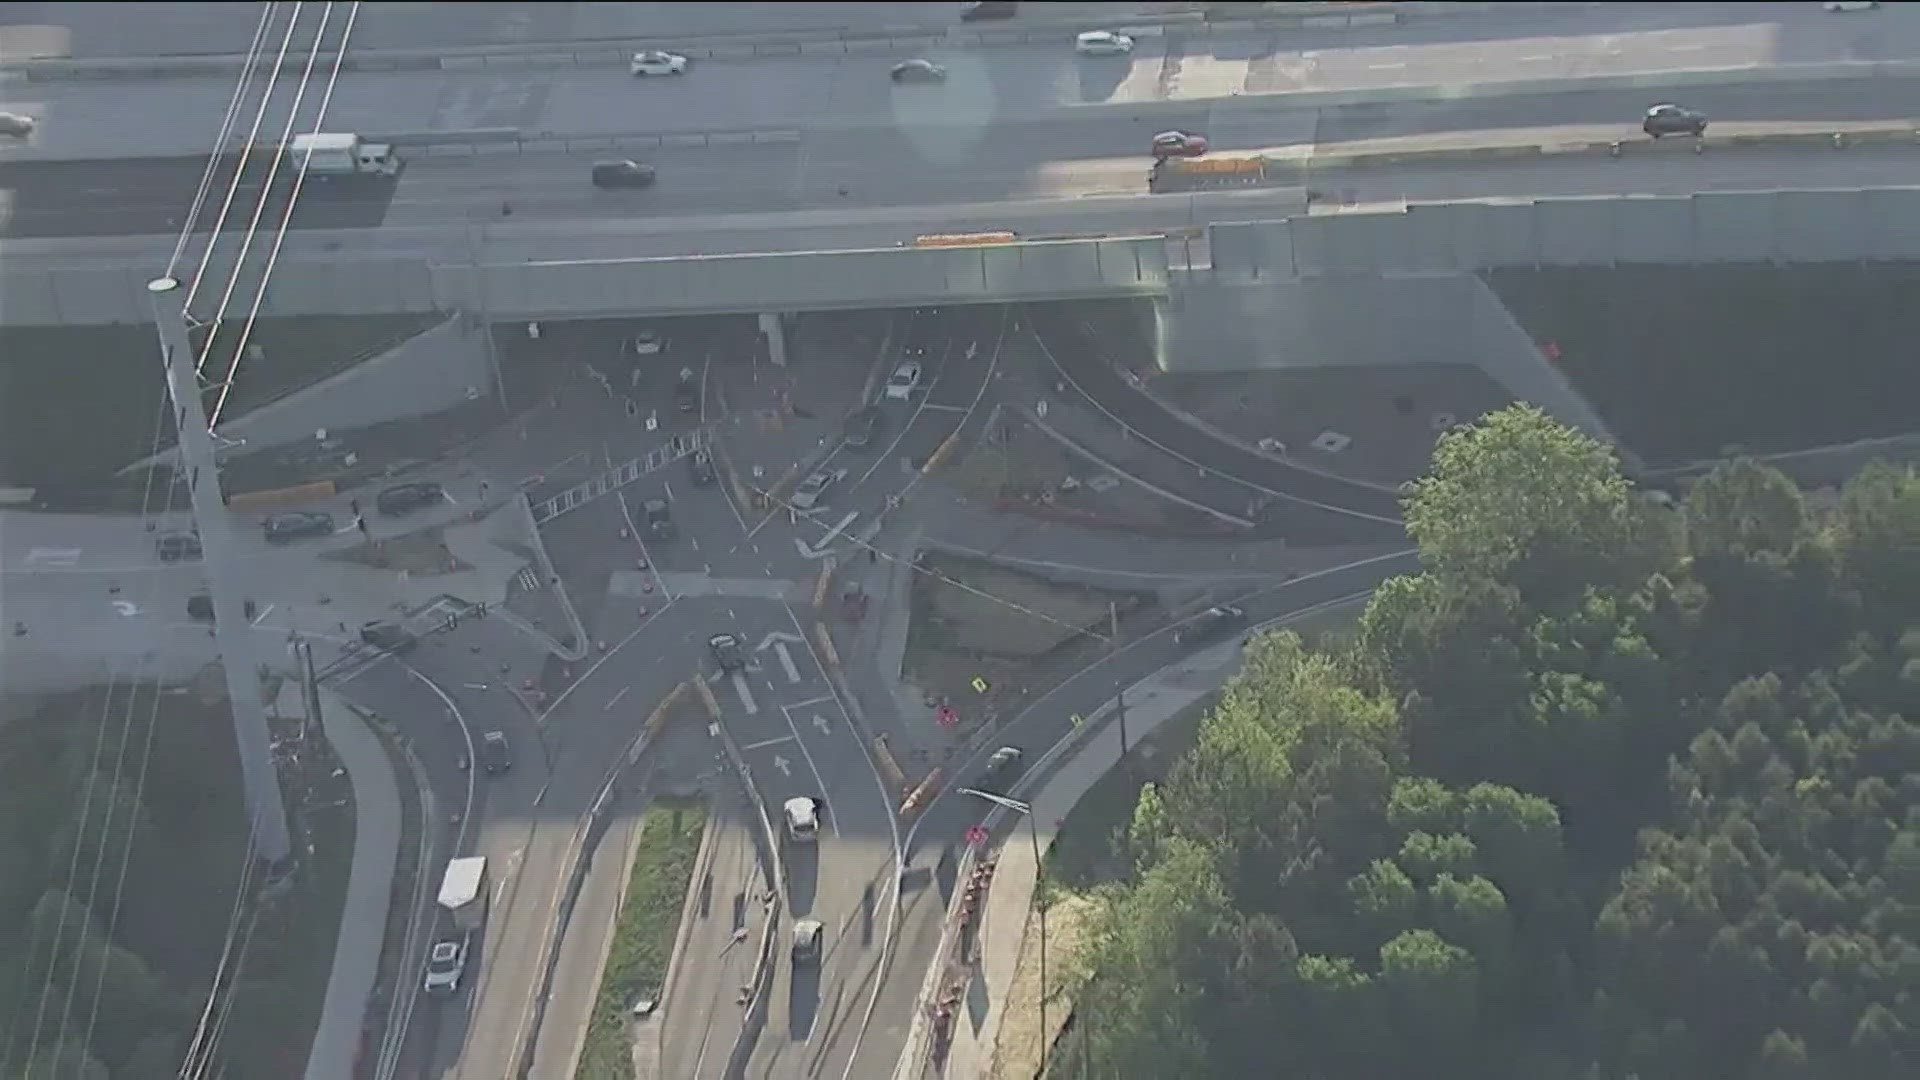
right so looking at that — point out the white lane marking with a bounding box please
[250,602,274,626]
[731,670,759,715]
[781,704,839,838]
[742,734,795,752]
[604,686,630,711]
[788,695,835,710]
[772,640,801,684]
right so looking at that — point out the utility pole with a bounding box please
[1115,681,1131,774]
[148,275,292,865]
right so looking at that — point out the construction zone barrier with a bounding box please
[912,231,1018,248]
[921,432,962,476]
[811,622,842,672]
[900,768,944,817]
[811,556,838,610]
[693,672,722,721]
[1148,155,1265,192]
[642,681,689,739]
[871,733,908,793]
[226,479,336,510]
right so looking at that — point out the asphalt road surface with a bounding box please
[0,3,1183,59]
[0,154,396,238]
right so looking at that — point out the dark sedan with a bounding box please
[1643,103,1707,138]
[375,481,445,515]
[708,632,746,672]
[891,59,947,83]
[262,511,335,543]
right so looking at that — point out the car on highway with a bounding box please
[480,731,512,775]
[0,112,34,138]
[627,327,666,357]
[375,481,445,516]
[1825,1,1879,11]
[884,361,923,401]
[980,746,1024,787]
[960,0,1018,19]
[262,511,335,543]
[673,371,700,413]
[687,446,717,486]
[1643,103,1707,138]
[629,50,689,76]
[155,530,201,563]
[783,797,821,843]
[1075,31,1134,56]
[1175,603,1248,644]
[592,159,657,189]
[423,936,469,995]
[642,497,676,540]
[891,59,947,84]
[791,918,824,964]
[1151,130,1210,159]
[790,467,848,510]
[843,405,883,450]
[708,632,746,672]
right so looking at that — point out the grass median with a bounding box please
[575,798,709,1080]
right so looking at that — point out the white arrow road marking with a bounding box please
[780,706,838,836]
[772,755,792,777]
[742,735,795,752]
[730,671,759,715]
[794,537,836,560]
[756,631,805,652]
[772,641,801,684]
[110,600,139,617]
[812,714,831,735]
[818,509,858,546]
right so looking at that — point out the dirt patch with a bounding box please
[322,524,472,574]
[1486,264,1920,466]
[0,675,352,1078]
[1148,363,1515,486]
[901,553,1155,749]
[944,408,1231,537]
[985,894,1097,1080]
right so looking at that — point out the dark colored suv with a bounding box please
[262,511,334,543]
[592,160,656,188]
[1643,103,1707,138]
[376,482,445,516]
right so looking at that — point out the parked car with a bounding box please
[156,530,201,563]
[423,936,469,994]
[891,59,948,83]
[1643,103,1707,138]
[843,405,882,450]
[480,731,512,775]
[0,112,34,138]
[1151,130,1209,159]
[376,481,445,515]
[262,511,334,543]
[960,0,1018,20]
[592,159,657,188]
[359,620,418,654]
[642,497,676,539]
[629,50,689,76]
[790,467,848,510]
[884,361,923,401]
[791,918,824,964]
[1075,30,1134,56]
[708,632,746,672]
[784,796,821,843]
[687,447,717,486]
[673,373,700,414]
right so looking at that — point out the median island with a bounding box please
[575,799,708,1080]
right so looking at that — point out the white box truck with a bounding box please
[438,856,489,931]
[287,132,402,177]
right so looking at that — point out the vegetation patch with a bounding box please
[1044,697,1211,893]
[1486,264,1920,465]
[575,799,709,1080]
[0,315,438,491]
[1058,404,1920,1080]
[0,675,351,1078]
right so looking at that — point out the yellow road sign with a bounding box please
[971,676,990,694]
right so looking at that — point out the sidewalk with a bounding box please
[302,683,402,1080]
[937,638,1246,1080]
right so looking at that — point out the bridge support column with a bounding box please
[759,311,788,367]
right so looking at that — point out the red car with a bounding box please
[1151,130,1209,159]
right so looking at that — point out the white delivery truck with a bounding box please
[287,132,402,177]
[437,856,489,931]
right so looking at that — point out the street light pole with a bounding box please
[148,276,293,865]
[960,786,1049,1077]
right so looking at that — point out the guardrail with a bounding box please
[243,128,803,160]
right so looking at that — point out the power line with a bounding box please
[165,2,280,281]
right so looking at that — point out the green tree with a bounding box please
[1751,1029,1815,1080]
[1428,873,1513,969]
[1459,783,1565,903]
[1400,404,1647,600]
[1347,859,1419,946]
[1832,461,1920,628]
[1396,831,1478,886]
[1378,928,1480,1066]
[1386,776,1461,836]
[1683,457,1813,561]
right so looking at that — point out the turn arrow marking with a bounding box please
[812,714,831,735]
[772,755,792,777]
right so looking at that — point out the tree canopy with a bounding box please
[1059,405,1920,1080]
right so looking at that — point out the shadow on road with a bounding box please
[0,155,397,240]
[788,962,822,1042]
[783,841,819,917]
